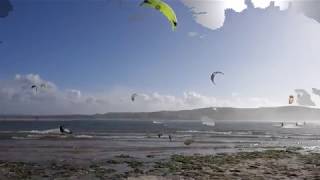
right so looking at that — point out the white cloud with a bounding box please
[181,0,247,30]
[251,0,290,10]
[312,88,320,96]
[0,74,281,114]
[187,31,206,38]
[232,92,240,97]
[290,0,320,23]
[188,31,198,37]
[66,89,81,99]
[181,0,320,30]
[252,0,320,23]
[295,89,316,106]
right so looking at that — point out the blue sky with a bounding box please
[0,0,204,92]
[1,0,320,114]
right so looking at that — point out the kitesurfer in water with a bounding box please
[59,125,72,134]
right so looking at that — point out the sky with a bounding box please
[1,0,320,114]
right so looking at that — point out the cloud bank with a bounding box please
[181,0,320,30]
[294,89,316,106]
[0,74,278,114]
[312,88,320,96]
[181,0,247,30]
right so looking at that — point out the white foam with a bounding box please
[27,134,68,138]
[202,120,215,127]
[177,130,232,135]
[236,131,252,135]
[75,135,93,138]
[282,124,301,129]
[177,130,200,133]
[152,121,163,124]
[12,136,39,140]
[303,146,320,151]
[20,128,61,134]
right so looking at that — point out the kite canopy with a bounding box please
[289,95,294,104]
[131,93,138,102]
[31,85,38,92]
[30,83,47,94]
[210,71,224,85]
[140,0,177,30]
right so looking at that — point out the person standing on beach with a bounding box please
[169,134,172,142]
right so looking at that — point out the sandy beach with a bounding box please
[0,147,320,179]
[1,120,320,179]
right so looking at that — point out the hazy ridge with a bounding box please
[0,106,320,121]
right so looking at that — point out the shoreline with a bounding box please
[1,148,320,179]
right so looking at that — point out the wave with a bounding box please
[177,130,232,135]
[27,134,68,138]
[12,136,39,140]
[19,128,72,134]
[177,130,200,133]
[273,122,306,128]
[282,124,301,129]
[303,146,320,152]
[75,135,93,138]
[152,121,163,124]
[202,120,215,127]
[235,131,252,135]
[19,128,61,134]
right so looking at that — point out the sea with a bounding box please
[0,119,320,162]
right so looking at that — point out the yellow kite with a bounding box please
[140,0,178,30]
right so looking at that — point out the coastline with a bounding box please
[1,147,320,179]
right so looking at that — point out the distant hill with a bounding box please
[1,106,320,121]
[96,106,320,121]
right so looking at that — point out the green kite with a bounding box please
[140,0,178,31]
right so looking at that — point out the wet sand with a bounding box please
[1,147,320,179]
[1,120,320,179]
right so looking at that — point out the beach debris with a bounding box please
[116,154,131,158]
[210,71,224,85]
[288,95,294,104]
[146,154,155,158]
[140,0,177,31]
[184,139,194,146]
[131,93,138,102]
